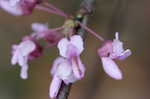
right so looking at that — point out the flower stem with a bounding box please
[78,22,105,41]
[35,5,68,18]
[43,2,69,18]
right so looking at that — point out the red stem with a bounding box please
[79,22,105,41]
[43,2,69,18]
[36,5,67,18]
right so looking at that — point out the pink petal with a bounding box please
[31,23,48,32]
[49,75,62,98]
[112,39,124,56]
[0,0,23,16]
[57,38,70,57]
[51,57,66,76]
[56,60,72,80]
[19,40,36,56]
[66,44,79,58]
[51,57,79,84]
[97,41,113,57]
[70,35,84,55]
[101,57,122,80]
[63,73,78,84]
[57,35,84,58]
[71,56,85,80]
[76,57,85,78]
[118,49,132,60]
[18,54,28,67]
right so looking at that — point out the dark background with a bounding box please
[0,0,150,99]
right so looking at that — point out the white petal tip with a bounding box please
[20,74,28,80]
[20,69,28,80]
[111,73,123,80]
[50,93,57,99]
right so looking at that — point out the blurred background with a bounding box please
[0,0,150,99]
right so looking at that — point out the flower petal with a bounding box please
[71,56,85,80]
[70,35,84,55]
[97,41,113,57]
[66,44,79,58]
[51,57,66,76]
[19,40,36,56]
[101,57,122,80]
[32,23,48,32]
[57,38,69,57]
[20,65,28,79]
[57,35,84,58]
[49,75,62,98]
[56,60,72,80]
[63,73,78,84]
[0,0,23,16]
[76,57,85,78]
[118,49,132,60]
[17,50,29,67]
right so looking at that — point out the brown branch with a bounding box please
[57,82,72,99]
[56,0,95,99]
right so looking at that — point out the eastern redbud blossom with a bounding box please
[0,0,40,16]
[57,35,85,79]
[98,32,132,80]
[49,35,85,98]
[31,23,63,46]
[50,57,78,98]
[11,39,43,79]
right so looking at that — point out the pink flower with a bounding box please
[50,57,81,98]
[57,35,85,79]
[0,0,40,16]
[31,23,63,46]
[98,32,132,80]
[50,57,76,98]
[49,35,85,98]
[57,35,84,58]
[11,39,42,79]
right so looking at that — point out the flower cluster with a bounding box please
[0,1,132,99]
[11,22,63,79]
